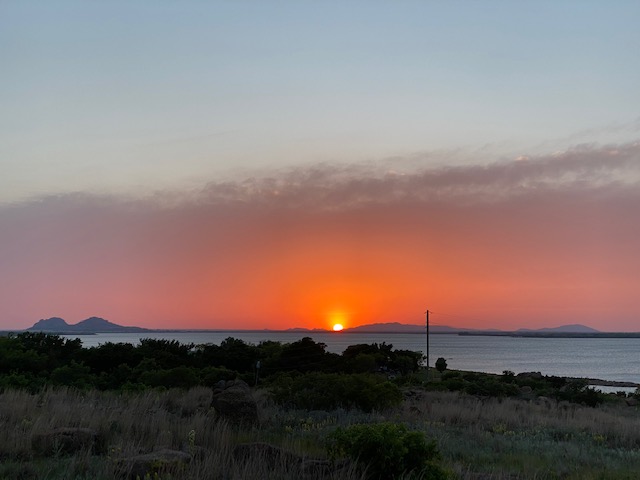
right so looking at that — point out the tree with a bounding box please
[392,350,424,374]
[137,338,194,369]
[435,357,447,373]
[278,337,333,373]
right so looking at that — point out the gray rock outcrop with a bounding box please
[31,427,105,456]
[117,448,192,480]
[211,379,258,425]
[233,442,336,476]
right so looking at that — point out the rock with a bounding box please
[558,400,574,411]
[233,442,338,475]
[302,458,336,476]
[0,463,38,480]
[625,397,638,407]
[31,427,105,457]
[536,396,552,407]
[233,442,299,468]
[520,386,532,394]
[117,448,192,480]
[211,379,258,425]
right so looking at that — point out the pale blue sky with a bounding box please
[2,1,639,202]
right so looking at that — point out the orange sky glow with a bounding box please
[4,2,640,335]
[1,144,639,331]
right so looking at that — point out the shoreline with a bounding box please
[458,331,640,338]
[576,378,639,388]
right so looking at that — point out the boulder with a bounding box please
[536,396,552,407]
[233,442,299,468]
[211,379,258,425]
[625,397,638,407]
[31,427,105,456]
[117,448,192,480]
[233,442,336,475]
[302,458,337,477]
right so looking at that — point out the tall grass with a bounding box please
[0,386,366,479]
[0,386,639,479]
[398,390,640,479]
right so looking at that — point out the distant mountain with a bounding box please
[344,322,461,333]
[30,317,68,331]
[517,324,600,334]
[286,322,601,335]
[28,317,149,333]
[24,319,601,335]
[286,327,328,332]
[458,323,603,338]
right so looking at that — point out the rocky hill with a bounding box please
[29,317,149,333]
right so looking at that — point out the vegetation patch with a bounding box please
[1,333,639,479]
[328,422,448,479]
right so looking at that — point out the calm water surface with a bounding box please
[65,332,640,385]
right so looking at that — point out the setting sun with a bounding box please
[327,310,349,331]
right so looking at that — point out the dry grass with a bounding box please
[397,390,640,479]
[0,386,369,480]
[399,390,640,448]
[0,386,639,479]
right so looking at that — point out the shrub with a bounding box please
[0,371,43,393]
[200,366,238,386]
[464,376,519,397]
[435,357,447,373]
[328,422,448,479]
[501,370,515,383]
[268,372,402,412]
[441,377,465,392]
[50,361,96,389]
[441,371,461,381]
[554,379,604,407]
[138,366,199,389]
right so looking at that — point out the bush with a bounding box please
[441,371,461,381]
[554,379,604,407]
[200,366,238,386]
[138,366,200,389]
[464,376,519,397]
[268,372,402,412]
[435,357,447,373]
[328,422,448,479]
[0,371,43,392]
[50,361,96,389]
[501,370,515,383]
[441,377,465,392]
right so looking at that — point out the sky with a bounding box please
[1,1,639,331]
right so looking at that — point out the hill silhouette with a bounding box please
[25,318,601,335]
[518,324,600,334]
[29,317,149,333]
[344,322,458,333]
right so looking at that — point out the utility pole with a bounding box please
[425,309,430,381]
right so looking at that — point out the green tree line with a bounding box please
[0,332,422,395]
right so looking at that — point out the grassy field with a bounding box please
[0,380,639,479]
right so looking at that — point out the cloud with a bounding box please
[189,141,640,209]
[1,141,639,330]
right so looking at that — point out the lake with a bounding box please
[64,331,640,387]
